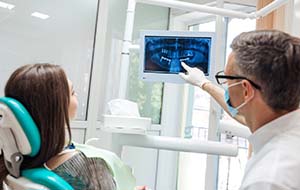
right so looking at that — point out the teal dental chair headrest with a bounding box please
[0,97,41,177]
[0,97,73,190]
[0,97,41,157]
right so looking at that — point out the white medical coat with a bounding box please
[240,109,300,190]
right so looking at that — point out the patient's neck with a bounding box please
[45,149,78,170]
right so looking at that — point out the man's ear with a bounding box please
[242,80,255,100]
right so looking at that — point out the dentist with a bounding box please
[180,30,300,190]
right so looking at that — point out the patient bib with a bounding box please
[74,142,136,190]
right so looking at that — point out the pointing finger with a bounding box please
[181,62,191,72]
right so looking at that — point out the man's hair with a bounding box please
[0,64,72,188]
[231,30,300,112]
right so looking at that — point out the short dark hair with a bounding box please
[231,30,300,112]
[0,64,72,185]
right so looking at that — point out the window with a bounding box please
[126,5,169,124]
[96,2,169,125]
[178,16,256,190]
[128,51,164,124]
[178,20,216,190]
[218,18,255,190]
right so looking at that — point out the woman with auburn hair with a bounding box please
[0,64,116,190]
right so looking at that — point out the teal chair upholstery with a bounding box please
[0,97,73,190]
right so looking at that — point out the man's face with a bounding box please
[224,52,244,108]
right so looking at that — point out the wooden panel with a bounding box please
[256,0,286,30]
[256,0,274,29]
[273,5,286,31]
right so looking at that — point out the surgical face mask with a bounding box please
[224,81,250,117]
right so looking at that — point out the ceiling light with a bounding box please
[31,12,49,20]
[0,1,15,10]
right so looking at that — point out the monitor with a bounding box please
[139,30,215,83]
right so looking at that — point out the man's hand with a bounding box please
[179,62,211,88]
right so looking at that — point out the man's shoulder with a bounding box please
[242,146,300,189]
[240,181,295,190]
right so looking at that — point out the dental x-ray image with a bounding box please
[144,36,211,74]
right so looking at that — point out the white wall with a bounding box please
[0,0,98,121]
[0,0,100,146]
[293,0,300,37]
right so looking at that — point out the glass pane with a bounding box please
[218,17,256,190]
[225,18,256,61]
[178,20,215,190]
[0,0,98,120]
[198,21,216,32]
[218,132,249,189]
[178,152,207,190]
[97,2,168,124]
[126,5,169,124]
[128,51,163,124]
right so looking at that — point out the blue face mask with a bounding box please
[224,82,249,117]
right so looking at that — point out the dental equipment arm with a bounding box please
[219,120,251,139]
[112,134,238,157]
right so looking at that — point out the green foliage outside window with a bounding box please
[127,51,163,124]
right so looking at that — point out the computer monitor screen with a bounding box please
[140,30,215,83]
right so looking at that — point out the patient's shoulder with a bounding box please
[45,149,79,170]
[50,151,117,190]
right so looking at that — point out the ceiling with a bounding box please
[172,0,257,17]
[0,0,98,38]
[179,0,257,6]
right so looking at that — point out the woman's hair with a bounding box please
[0,64,72,187]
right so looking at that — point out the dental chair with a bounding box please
[0,97,73,190]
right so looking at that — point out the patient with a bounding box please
[0,64,118,190]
